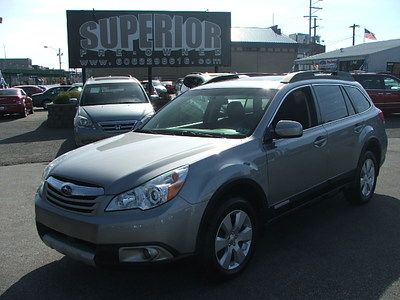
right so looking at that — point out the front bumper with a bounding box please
[74,126,120,146]
[35,192,206,266]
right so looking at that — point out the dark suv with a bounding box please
[352,73,400,115]
[35,71,387,279]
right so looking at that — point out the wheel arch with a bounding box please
[195,178,268,253]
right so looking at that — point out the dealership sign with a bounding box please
[66,10,231,68]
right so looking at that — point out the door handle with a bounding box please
[354,123,364,134]
[314,136,327,148]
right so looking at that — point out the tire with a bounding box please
[20,105,29,118]
[345,151,378,204]
[198,197,258,280]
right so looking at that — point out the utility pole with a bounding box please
[349,24,360,46]
[304,0,322,44]
[57,48,62,70]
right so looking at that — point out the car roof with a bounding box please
[195,76,285,90]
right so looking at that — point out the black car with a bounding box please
[31,85,71,109]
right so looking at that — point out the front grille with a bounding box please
[45,177,104,215]
[98,120,137,133]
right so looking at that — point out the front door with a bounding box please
[266,86,329,206]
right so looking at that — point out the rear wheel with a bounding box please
[345,151,378,204]
[198,197,258,280]
[20,105,29,118]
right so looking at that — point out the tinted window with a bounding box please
[344,86,371,113]
[340,86,356,115]
[353,75,383,90]
[314,85,348,123]
[273,86,317,129]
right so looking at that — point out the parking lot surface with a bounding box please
[0,111,399,299]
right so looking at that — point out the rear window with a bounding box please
[353,75,383,90]
[344,86,371,113]
[0,89,19,96]
[314,85,348,123]
[80,82,147,106]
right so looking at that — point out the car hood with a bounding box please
[81,103,153,122]
[50,132,241,194]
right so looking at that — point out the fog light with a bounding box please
[119,246,173,263]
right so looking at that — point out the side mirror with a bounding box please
[150,95,159,101]
[69,98,78,106]
[274,120,303,138]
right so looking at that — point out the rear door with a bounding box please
[266,86,330,205]
[313,84,360,179]
[382,75,400,113]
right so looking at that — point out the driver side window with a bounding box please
[272,86,318,130]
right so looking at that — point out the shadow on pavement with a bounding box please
[0,120,73,145]
[0,114,24,122]
[385,114,400,129]
[3,193,400,299]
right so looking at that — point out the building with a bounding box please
[294,39,400,76]
[289,33,325,59]
[0,58,32,70]
[90,26,299,80]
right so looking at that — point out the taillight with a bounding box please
[378,109,385,122]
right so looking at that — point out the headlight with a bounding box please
[37,162,54,196]
[75,115,93,128]
[36,152,71,197]
[106,166,189,211]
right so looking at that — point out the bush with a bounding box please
[53,91,81,105]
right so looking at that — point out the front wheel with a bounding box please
[198,197,258,280]
[345,151,378,204]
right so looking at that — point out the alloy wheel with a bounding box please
[214,209,253,270]
[360,158,375,198]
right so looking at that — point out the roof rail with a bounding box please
[87,75,134,81]
[281,71,354,83]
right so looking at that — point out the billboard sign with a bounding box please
[66,10,231,68]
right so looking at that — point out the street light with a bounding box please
[43,45,63,70]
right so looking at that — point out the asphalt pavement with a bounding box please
[0,111,399,299]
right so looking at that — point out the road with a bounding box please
[0,111,399,299]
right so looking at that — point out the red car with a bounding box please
[13,85,45,97]
[0,88,34,117]
[353,73,400,115]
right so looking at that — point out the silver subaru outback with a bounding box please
[35,71,387,279]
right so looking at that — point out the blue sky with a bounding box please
[0,0,399,69]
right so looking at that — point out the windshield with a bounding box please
[80,82,148,106]
[140,88,277,138]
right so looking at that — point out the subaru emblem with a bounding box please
[61,184,73,196]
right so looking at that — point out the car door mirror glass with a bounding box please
[275,120,303,138]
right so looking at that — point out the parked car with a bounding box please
[13,85,44,97]
[141,80,171,111]
[161,81,176,94]
[0,88,33,117]
[31,85,72,109]
[73,76,154,146]
[67,83,83,93]
[178,72,238,95]
[35,71,387,279]
[352,72,400,115]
